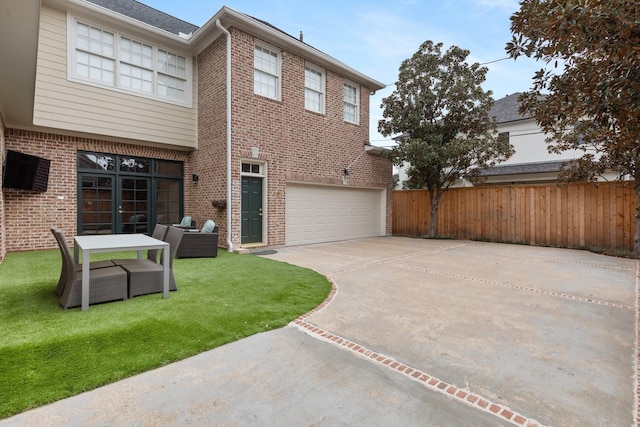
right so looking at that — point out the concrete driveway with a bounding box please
[2,237,636,426]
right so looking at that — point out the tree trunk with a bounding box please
[428,189,442,238]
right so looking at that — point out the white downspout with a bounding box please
[216,19,233,252]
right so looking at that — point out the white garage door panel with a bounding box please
[286,184,383,246]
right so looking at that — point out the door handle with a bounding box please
[118,205,124,214]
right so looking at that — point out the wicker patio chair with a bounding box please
[112,224,169,266]
[50,227,115,297]
[176,226,219,258]
[120,226,184,298]
[51,228,128,310]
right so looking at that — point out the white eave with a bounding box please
[0,0,41,128]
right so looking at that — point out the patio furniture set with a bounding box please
[51,219,218,311]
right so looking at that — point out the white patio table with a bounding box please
[73,234,170,311]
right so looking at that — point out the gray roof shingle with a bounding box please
[86,0,199,36]
[489,92,530,124]
[479,160,566,176]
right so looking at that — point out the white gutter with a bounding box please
[216,19,233,252]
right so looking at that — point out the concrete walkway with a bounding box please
[2,238,637,426]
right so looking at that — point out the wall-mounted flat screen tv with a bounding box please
[2,150,51,192]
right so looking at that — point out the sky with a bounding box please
[139,0,542,147]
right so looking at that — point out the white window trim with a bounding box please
[67,14,193,107]
[304,62,325,114]
[253,41,281,101]
[240,160,266,178]
[343,79,360,125]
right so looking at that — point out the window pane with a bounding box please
[158,73,187,101]
[305,89,322,112]
[254,70,277,98]
[155,160,182,176]
[156,179,181,225]
[78,153,115,171]
[119,157,150,173]
[120,63,153,93]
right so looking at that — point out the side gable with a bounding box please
[489,92,530,124]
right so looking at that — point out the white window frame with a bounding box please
[304,62,325,114]
[253,42,281,101]
[67,15,192,107]
[343,80,360,124]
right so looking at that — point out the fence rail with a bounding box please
[392,182,637,251]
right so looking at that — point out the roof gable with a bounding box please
[489,92,531,124]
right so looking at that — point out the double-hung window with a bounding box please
[119,37,153,94]
[304,63,325,114]
[254,43,281,100]
[71,18,190,105]
[343,81,359,124]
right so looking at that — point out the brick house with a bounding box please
[0,0,392,259]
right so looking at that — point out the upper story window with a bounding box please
[498,132,510,150]
[254,43,281,100]
[304,63,325,114]
[343,80,359,124]
[70,18,191,105]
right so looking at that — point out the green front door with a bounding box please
[241,176,263,244]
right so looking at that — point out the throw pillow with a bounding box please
[201,219,216,234]
[180,216,192,227]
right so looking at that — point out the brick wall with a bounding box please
[195,36,229,246]
[197,27,393,248]
[0,116,5,261]
[3,129,191,252]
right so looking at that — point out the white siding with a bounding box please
[33,5,197,148]
[499,118,583,165]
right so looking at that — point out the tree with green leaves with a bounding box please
[507,0,640,254]
[379,40,513,237]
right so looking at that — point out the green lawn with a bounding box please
[0,248,331,419]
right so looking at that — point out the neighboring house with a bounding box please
[477,92,585,185]
[0,0,392,258]
[393,92,585,189]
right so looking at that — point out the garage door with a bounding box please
[286,183,385,246]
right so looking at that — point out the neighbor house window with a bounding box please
[343,81,359,124]
[71,18,191,105]
[254,43,281,100]
[498,132,510,150]
[304,63,325,113]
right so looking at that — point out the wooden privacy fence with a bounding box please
[393,182,638,251]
